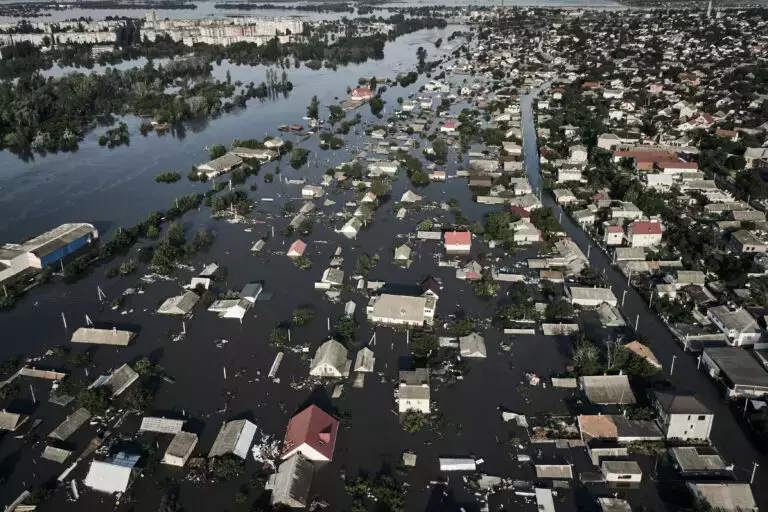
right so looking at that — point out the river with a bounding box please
[520,90,768,508]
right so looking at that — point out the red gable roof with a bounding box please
[445,231,471,246]
[510,205,531,218]
[630,221,662,235]
[288,239,307,256]
[607,225,624,233]
[443,121,457,129]
[658,161,698,170]
[282,405,339,461]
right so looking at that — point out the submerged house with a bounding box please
[267,453,314,508]
[209,419,257,459]
[281,405,339,462]
[157,290,200,316]
[309,339,351,378]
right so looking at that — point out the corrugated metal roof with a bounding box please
[48,408,91,440]
[139,417,185,434]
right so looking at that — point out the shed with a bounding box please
[535,463,573,479]
[624,341,661,369]
[41,445,72,463]
[240,282,263,304]
[139,417,185,434]
[394,244,412,261]
[535,488,555,512]
[163,431,198,467]
[251,239,266,253]
[669,446,731,477]
[287,239,307,258]
[209,419,257,459]
[157,291,200,316]
[597,497,632,512]
[439,458,476,471]
[48,408,91,441]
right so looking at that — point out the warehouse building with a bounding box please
[1,223,98,284]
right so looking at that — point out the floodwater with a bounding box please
[0,24,574,512]
[0,0,624,24]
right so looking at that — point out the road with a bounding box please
[519,92,766,504]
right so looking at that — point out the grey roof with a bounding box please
[353,347,375,372]
[535,488,555,512]
[597,497,632,512]
[708,305,759,334]
[399,384,430,401]
[164,431,198,462]
[269,453,314,508]
[687,482,757,511]
[370,294,428,324]
[394,244,412,260]
[41,445,72,463]
[670,446,729,473]
[139,417,185,434]
[17,223,96,257]
[209,419,256,458]
[0,411,25,431]
[310,339,350,376]
[198,152,243,172]
[614,247,646,261]
[675,270,706,286]
[157,291,199,315]
[535,464,573,479]
[579,375,636,404]
[240,282,263,301]
[400,368,429,385]
[568,287,617,303]
[71,327,135,346]
[703,347,768,389]
[48,408,91,440]
[654,391,710,415]
[601,460,642,475]
[459,332,487,358]
[101,363,139,397]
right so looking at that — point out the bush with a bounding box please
[292,307,315,326]
[402,410,428,433]
[333,316,357,342]
[264,173,274,183]
[155,172,182,184]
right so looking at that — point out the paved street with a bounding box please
[520,92,766,506]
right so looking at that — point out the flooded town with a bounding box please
[1,2,768,512]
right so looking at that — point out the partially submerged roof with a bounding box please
[579,375,636,404]
[601,460,642,475]
[164,431,198,461]
[687,482,757,511]
[597,497,632,512]
[71,327,135,346]
[41,445,72,463]
[0,411,26,431]
[269,453,314,508]
[459,332,487,358]
[209,419,257,459]
[282,405,339,461]
[95,363,139,397]
[578,414,662,441]
[84,461,134,494]
[157,291,199,315]
[535,463,573,479]
[625,341,661,368]
[670,446,729,473]
[48,408,91,441]
[139,416,185,434]
[353,347,375,372]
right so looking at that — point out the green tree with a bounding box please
[370,178,391,197]
[209,144,227,159]
[307,95,319,120]
[333,316,357,342]
[402,410,427,433]
[545,298,573,321]
[77,387,110,415]
[292,307,315,326]
[411,331,437,362]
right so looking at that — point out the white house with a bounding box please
[706,305,762,347]
[626,221,662,247]
[339,217,363,239]
[566,287,618,308]
[569,145,588,163]
[557,168,583,183]
[309,339,351,378]
[367,293,436,326]
[398,369,430,414]
[511,219,541,244]
[162,432,198,467]
[654,391,714,441]
[444,231,471,253]
[603,225,624,246]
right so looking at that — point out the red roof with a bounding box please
[607,225,624,233]
[443,121,457,129]
[658,161,698,169]
[351,87,372,98]
[583,81,600,88]
[510,205,531,218]
[288,239,307,256]
[630,221,662,235]
[282,405,339,461]
[444,231,471,246]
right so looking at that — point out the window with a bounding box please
[617,475,633,480]
[698,415,706,421]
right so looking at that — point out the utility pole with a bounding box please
[622,290,627,307]
[648,291,654,308]
[61,312,68,330]
[627,271,632,286]
[587,245,591,259]
[634,314,639,332]
[751,462,759,485]
[670,355,677,376]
